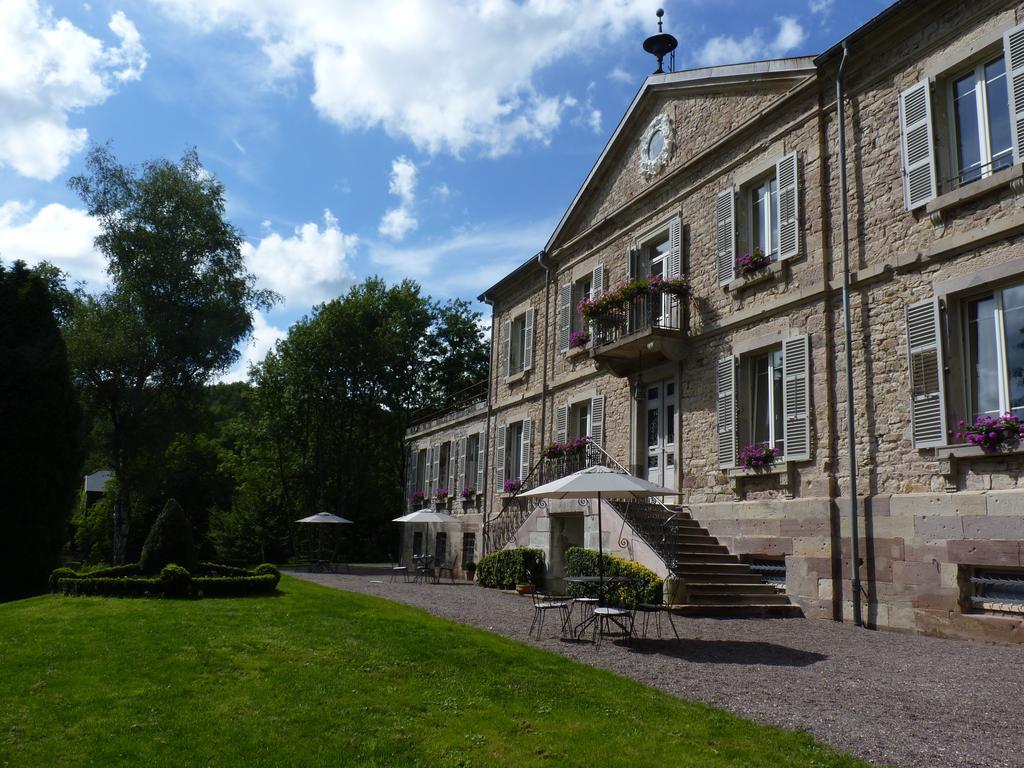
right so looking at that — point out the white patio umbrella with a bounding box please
[295,512,353,562]
[518,466,679,604]
[392,508,460,562]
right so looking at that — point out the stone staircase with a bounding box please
[613,500,802,618]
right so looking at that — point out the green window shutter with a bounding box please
[782,334,811,461]
[899,80,937,210]
[555,404,568,442]
[716,189,736,285]
[590,395,605,449]
[558,283,572,352]
[906,298,948,448]
[716,356,737,469]
[776,152,799,260]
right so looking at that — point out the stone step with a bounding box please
[675,541,730,553]
[671,558,749,572]
[684,591,792,606]
[669,603,804,619]
[686,582,782,596]
[671,550,740,563]
[677,571,765,585]
[668,530,715,542]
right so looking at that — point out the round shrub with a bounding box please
[140,499,197,574]
[160,564,193,598]
[253,563,281,585]
[49,567,77,591]
[476,548,544,590]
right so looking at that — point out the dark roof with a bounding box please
[815,0,917,65]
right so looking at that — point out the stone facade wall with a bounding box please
[414,0,1024,643]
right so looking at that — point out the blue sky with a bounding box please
[0,0,886,380]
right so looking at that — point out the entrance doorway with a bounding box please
[642,378,677,493]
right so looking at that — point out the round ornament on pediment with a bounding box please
[639,112,673,178]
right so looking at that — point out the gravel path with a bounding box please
[291,570,1024,768]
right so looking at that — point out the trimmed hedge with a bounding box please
[563,547,662,606]
[52,562,280,598]
[476,548,544,590]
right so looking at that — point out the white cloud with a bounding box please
[219,309,287,383]
[0,200,106,288]
[809,0,834,15]
[433,183,451,201]
[149,0,650,157]
[609,66,633,84]
[697,16,806,67]
[0,1,147,180]
[243,209,358,308]
[379,156,418,241]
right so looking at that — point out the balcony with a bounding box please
[590,292,687,376]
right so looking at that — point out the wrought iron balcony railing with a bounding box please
[592,292,685,350]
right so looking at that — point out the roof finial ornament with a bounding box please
[643,8,678,75]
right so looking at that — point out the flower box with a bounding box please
[955,414,1024,453]
[579,275,689,323]
[735,247,771,278]
[738,442,781,471]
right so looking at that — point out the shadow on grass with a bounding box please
[627,637,827,667]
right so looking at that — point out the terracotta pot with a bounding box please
[515,584,535,595]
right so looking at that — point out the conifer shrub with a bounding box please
[140,499,197,574]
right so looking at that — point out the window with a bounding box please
[948,55,1012,188]
[505,421,524,481]
[509,314,527,375]
[964,283,1024,421]
[462,533,476,567]
[570,274,592,335]
[434,531,448,563]
[463,434,478,492]
[635,234,672,326]
[414,449,427,493]
[966,566,1024,615]
[749,175,780,259]
[437,441,451,494]
[569,401,590,439]
[749,349,785,452]
[412,531,423,557]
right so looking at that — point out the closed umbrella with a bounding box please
[518,466,678,605]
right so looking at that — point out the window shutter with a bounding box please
[716,356,737,468]
[668,217,682,278]
[590,395,605,449]
[906,298,948,448]
[715,189,736,285]
[520,418,532,481]
[558,283,572,352]
[405,445,415,507]
[425,446,434,497]
[776,152,799,260]
[591,264,604,296]
[502,319,512,378]
[628,245,638,279]
[898,80,937,210]
[476,431,485,492]
[782,335,811,461]
[447,441,457,494]
[459,437,468,490]
[555,404,568,442]
[495,426,506,485]
[522,308,534,371]
[1005,23,1024,164]
[431,445,440,496]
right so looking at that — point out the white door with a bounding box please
[643,379,677,493]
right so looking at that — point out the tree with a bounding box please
[417,298,489,412]
[139,498,197,574]
[0,262,82,600]
[66,146,276,562]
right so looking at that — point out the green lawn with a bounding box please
[1,576,869,768]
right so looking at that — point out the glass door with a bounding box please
[643,379,677,494]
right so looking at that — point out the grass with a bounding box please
[1,576,870,768]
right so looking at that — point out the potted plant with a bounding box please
[502,479,523,495]
[460,486,476,505]
[465,560,477,581]
[411,490,425,508]
[568,329,590,350]
[738,442,781,471]
[956,414,1024,452]
[435,487,449,509]
[735,246,771,277]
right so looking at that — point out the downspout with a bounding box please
[536,250,553,480]
[836,41,863,627]
[482,295,495,546]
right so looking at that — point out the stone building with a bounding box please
[405,0,1024,643]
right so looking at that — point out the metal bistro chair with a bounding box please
[436,553,459,584]
[413,555,433,584]
[592,579,635,647]
[389,555,410,583]
[529,590,574,640]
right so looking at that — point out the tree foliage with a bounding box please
[0,262,82,600]
[65,146,276,561]
[140,498,197,574]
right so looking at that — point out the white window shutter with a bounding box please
[1005,23,1024,164]
[776,152,799,260]
[458,437,468,490]
[715,189,736,285]
[495,426,506,485]
[520,418,532,481]
[425,446,434,497]
[591,264,604,296]
[522,308,534,371]
[447,441,456,494]
[476,431,485,492]
[405,446,415,507]
[590,395,605,449]
[906,298,948,448]
[899,80,937,210]
[557,283,572,352]
[716,356,737,469]
[502,319,512,378]
[782,335,811,461]
[668,217,682,278]
[431,444,440,495]
[555,404,568,442]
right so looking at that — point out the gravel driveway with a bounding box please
[292,570,1023,768]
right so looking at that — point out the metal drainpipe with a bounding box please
[836,41,863,627]
[536,250,552,479]
[482,296,495,548]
